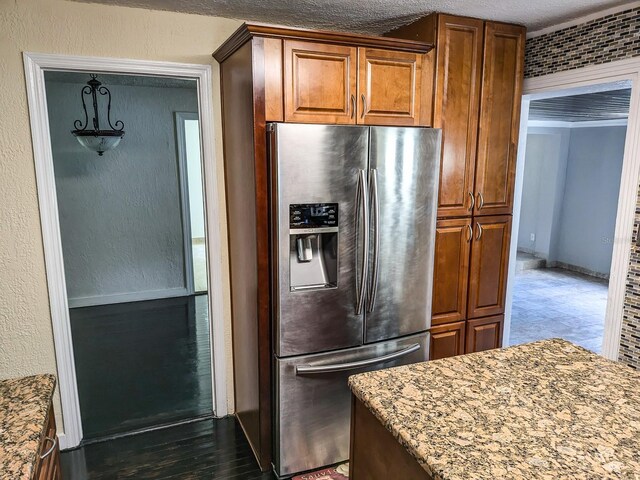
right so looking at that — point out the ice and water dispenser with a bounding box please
[289,203,338,291]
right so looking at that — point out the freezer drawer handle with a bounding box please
[295,343,421,374]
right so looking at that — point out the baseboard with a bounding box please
[547,261,610,280]
[68,287,190,308]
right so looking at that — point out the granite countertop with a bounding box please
[0,374,57,479]
[348,339,640,480]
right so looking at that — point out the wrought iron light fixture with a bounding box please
[71,74,125,156]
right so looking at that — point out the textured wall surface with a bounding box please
[47,75,196,304]
[525,6,640,78]
[0,0,241,433]
[518,128,571,261]
[555,126,626,277]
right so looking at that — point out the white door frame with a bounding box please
[23,52,228,449]
[504,56,640,361]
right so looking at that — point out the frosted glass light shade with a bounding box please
[73,132,124,156]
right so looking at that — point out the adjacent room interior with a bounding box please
[509,82,631,353]
[43,71,213,441]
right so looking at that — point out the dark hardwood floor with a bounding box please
[61,417,275,479]
[70,294,213,440]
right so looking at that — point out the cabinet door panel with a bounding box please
[474,22,525,216]
[432,218,471,325]
[430,321,466,360]
[466,315,503,353]
[284,40,357,124]
[468,215,511,319]
[358,48,423,126]
[434,15,484,217]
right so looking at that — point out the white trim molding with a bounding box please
[505,56,640,362]
[23,52,228,449]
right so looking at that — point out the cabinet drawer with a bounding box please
[430,321,466,360]
[466,315,503,353]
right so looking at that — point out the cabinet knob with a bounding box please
[361,94,367,119]
[350,95,356,119]
[477,192,484,210]
[468,191,475,211]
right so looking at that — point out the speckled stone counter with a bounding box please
[349,339,640,479]
[0,375,56,479]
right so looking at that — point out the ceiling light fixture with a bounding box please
[71,74,125,156]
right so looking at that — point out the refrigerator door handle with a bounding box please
[295,343,421,374]
[367,169,380,313]
[356,169,369,315]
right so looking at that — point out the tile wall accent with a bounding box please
[525,7,640,79]
[524,6,640,368]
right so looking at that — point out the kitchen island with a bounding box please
[348,339,640,479]
[0,374,59,479]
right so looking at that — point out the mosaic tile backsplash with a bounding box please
[524,6,640,368]
[524,6,640,79]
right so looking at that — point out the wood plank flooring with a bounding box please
[70,294,213,440]
[61,417,275,479]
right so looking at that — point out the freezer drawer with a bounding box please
[274,332,428,477]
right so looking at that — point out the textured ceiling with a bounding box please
[529,89,631,122]
[69,0,631,34]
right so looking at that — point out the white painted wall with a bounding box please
[517,125,626,276]
[555,126,627,275]
[517,127,570,259]
[45,74,199,305]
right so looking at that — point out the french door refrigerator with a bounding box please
[268,123,441,477]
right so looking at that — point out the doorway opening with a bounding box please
[508,81,631,353]
[44,71,213,441]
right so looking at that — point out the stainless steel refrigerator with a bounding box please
[268,123,441,477]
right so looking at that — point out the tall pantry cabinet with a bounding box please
[389,14,526,359]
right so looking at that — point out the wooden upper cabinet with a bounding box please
[357,48,424,126]
[466,315,503,353]
[283,40,357,123]
[430,321,466,360]
[467,215,511,319]
[474,22,525,216]
[434,15,484,217]
[432,218,471,325]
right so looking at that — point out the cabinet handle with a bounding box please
[476,223,483,241]
[40,436,57,459]
[477,192,484,210]
[350,95,355,119]
[467,224,472,242]
[361,94,366,119]
[468,192,475,211]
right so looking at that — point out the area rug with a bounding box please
[292,462,349,479]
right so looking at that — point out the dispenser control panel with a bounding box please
[289,203,338,229]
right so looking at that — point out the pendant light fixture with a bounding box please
[71,74,125,156]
